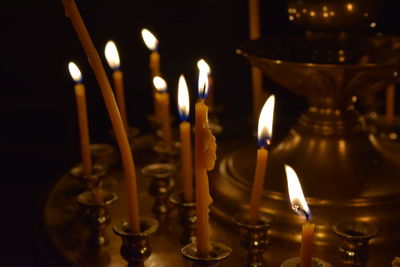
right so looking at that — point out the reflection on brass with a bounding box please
[77,190,117,247]
[69,164,106,191]
[333,220,378,265]
[280,257,332,267]
[169,191,197,245]
[285,0,382,31]
[141,163,176,214]
[232,212,274,267]
[113,217,159,266]
[181,242,232,267]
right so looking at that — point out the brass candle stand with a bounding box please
[181,242,232,267]
[169,191,197,245]
[77,189,117,247]
[69,164,107,191]
[232,212,274,267]
[333,220,378,266]
[141,162,176,214]
[210,32,400,252]
[113,217,159,267]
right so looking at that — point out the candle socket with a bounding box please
[153,141,181,164]
[169,191,196,245]
[280,257,332,267]
[141,163,176,214]
[69,164,106,191]
[232,212,274,267]
[333,220,378,266]
[181,242,232,267]
[90,143,120,170]
[77,189,117,247]
[113,217,159,266]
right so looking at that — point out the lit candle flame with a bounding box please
[178,75,190,121]
[285,164,311,220]
[198,59,209,99]
[68,61,82,83]
[104,40,120,70]
[153,76,167,93]
[257,95,275,149]
[141,28,158,51]
[197,59,211,74]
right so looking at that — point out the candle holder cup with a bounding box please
[169,191,196,245]
[232,212,274,267]
[90,143,120,170]
[69,164,107,191]
[77,189,117,247]
[141,163,176,214]
[152,141,181,164]
[280,257,332,267]
[113,217,159,267]
[181,242,232,267]
[333,220,378,265]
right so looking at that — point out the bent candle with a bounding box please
[61,0,140,233]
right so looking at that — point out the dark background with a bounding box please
[1,0,399,266]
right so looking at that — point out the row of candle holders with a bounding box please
[67,130,380,267]
[69,153,379,266]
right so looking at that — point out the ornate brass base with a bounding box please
[211,129,400,247]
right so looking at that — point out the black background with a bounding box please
[1,1,399,265]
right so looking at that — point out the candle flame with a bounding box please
[104,40,120,70]
[141,28,158,51]
[178,75,190,121]
[285,164,311,220]
[257,95,275,149]
[153,76,167,93]
[197,59,211,74]
[68,61,82,83]
[198,59,209,99]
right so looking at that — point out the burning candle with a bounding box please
[249,95,275,224]
[141,28,160,77]
[105,40,128,129]
[68,62,93,178]
[61,0,140,233]
[197,59,214,109]
[195,61,217,258]
[285,164,314,267]
[178,75,193,203]
[153,76,173,149]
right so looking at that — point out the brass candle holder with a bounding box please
[333,220,378,266]
[77,189,117,247]
[232,212,274,267]
[69,164,106,191]
[141,163,176,214]
[169,191,196,245]
[181,242,232,267]
[280,257,332,267]
[113,217,159,266]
